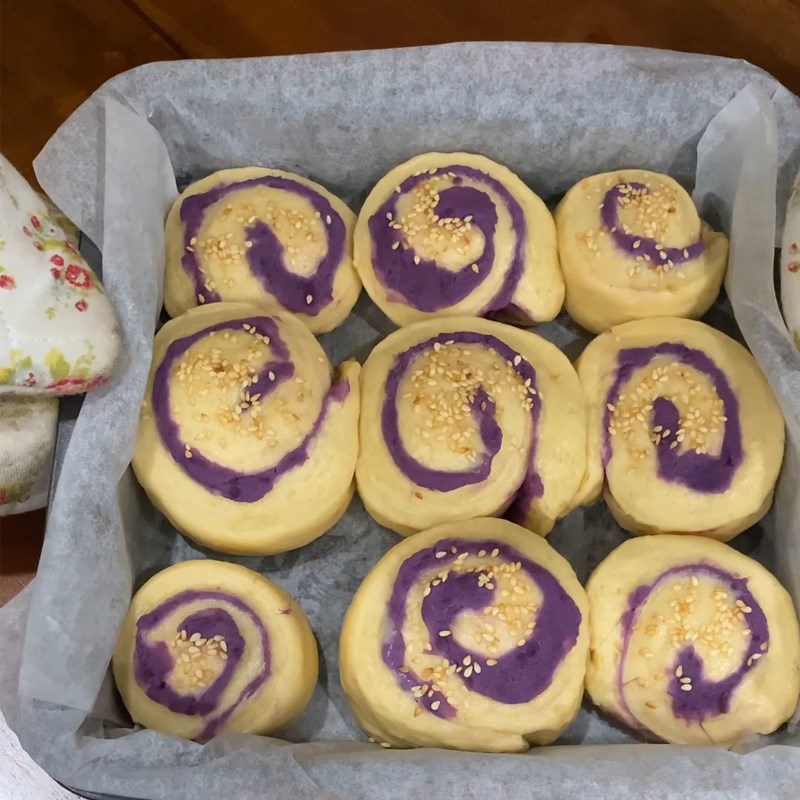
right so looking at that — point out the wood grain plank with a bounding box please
[131,0,800,93]
[0,0,182,184]
[0,511,45,607]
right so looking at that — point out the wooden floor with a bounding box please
[1,0,799,602]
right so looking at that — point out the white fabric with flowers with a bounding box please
[0,154,119,395]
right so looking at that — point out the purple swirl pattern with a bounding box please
[617,564,769,732]
[600,182,704,268]
[179,175,347,317]
[382,537,582,718]
[367,165,525,314]
[601,342,743,494]
[381,331,543,511]
[134,590,270,742]
[151,316,348,502]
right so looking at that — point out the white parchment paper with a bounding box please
[1,43,800,799]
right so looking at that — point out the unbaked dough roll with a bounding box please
[133,302,360,555]
[340,518,588,751]
[356,317,587,537]
[164,168,360,333]
[585,535,800,746]
[555,169,729,333]
[113,559,317,742]
[354,152,563,326]
[576,317,784,540]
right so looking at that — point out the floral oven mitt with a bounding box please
[1,154,119,516]
[0,154,119,394]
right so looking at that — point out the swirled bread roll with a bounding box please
[133,302,359,555]
[164,168,360,333]
[356,317,587,537]
[585,535,800,746]
[576,318,784,540]
[354,153,563,326]
[340,518,588,751]
[555,170,728,333]
[113,559,317,742]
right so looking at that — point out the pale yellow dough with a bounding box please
[356,316,587,537]
[354,152,564,326]
[133,302,360,555]
[113,559,318,741]
[340,518,589,751]
[164,167,361,333]
[576,317,784,540]
[585,535,800,746]
[555,169,729,333]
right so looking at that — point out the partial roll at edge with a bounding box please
[575,317,784,540]
[356,316,587,537]
[354,152,564,327]
[340,518,589,751]
[133,302,360,555]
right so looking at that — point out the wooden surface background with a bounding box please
[0,2,799,797]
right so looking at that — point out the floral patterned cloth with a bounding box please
[0,394,57,516]
[0,154,119,395]
[782,168,800,349]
